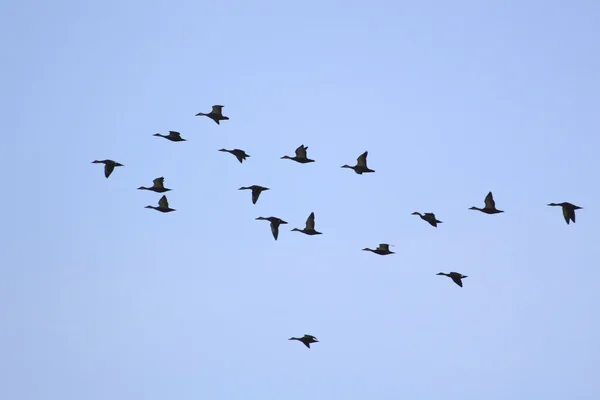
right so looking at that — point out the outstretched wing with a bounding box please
[212,105,224,115]
[295,145,308,159]
[158,195,169,208]
[251,188,261,204]
[169,131,182,138]
[451,276,463,287]
[377,243,390,252]
[563,207,573,224]
[270,222,279,240]
[305,212,316,230]
[153,177,165,188]
[357,151,368,167]
[105,163,115,178]
[484,192,496,209]
[233,150,247,163]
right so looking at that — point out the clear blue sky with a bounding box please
[2,1,599,399]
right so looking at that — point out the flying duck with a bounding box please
[289,334,319,349]
[437,272,468,287]
[411,212,443,227]
[256,216,288,240]
[137,177,171,193]
[291,212,322,235]
[219,149,250,164]
[92,159,123,178]
[239,185,270,204]
[145,195,176,213]
[362,243,394,255]
[195,105,229,124]
[341,151,374,174]
[469,192,504,214]
[547,202,583,224]
[153,131,187,142]
[281,145,315,164]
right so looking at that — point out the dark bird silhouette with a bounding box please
[281,145,315,164]
[291,212,322,235]
[145,195,176,213]
[412,212,443,227]
[362,243,394,255]
[469,192,504,214]
[92,159,123,178]
[341,151,375,174]
[153,131,187,142]
[547,202,583,224]
[256,216,288,240]
[289,334,319,349]
[195,105,229,124]
[437,272,468,287]
[239,185,269,205]
[219,149,250,164]
[137,177,171,193]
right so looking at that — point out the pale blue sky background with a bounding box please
[2,1,599,399]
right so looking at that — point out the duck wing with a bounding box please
[212,105,224,115]
[270,222,279,240]
[158,195,169,209]
[357,151,369,168]
[484,192,496,209]
[104,163,115,178]
[305,212,316,230]
[295,145,308,159]
[153,177,165,189]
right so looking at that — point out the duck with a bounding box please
[153,131,187,142]
[219,149,250,164]
[289,334,319,349]
[256,216,288,240]
[547,202,583,224]
[341,151,374,174]
[92,159,123,178]
[411,212,443,227]
[195,105,229,124]
[145,195,176,213]
[469,191,504,214]
[437,272,468,287]
[281,144,315,164]
[362,243,394,255]
[137,177,171,193]
[291,212,322,235]
[239,185,269,205]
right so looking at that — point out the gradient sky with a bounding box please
[2,1,600,399]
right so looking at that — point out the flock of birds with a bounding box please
[92,104,584,350]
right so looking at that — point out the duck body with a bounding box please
[547,202,582,224]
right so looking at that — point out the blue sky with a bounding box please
[2,0,600,399]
